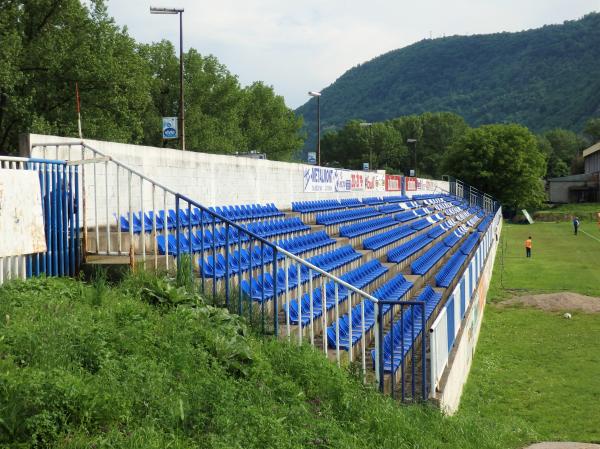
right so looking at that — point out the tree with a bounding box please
[0,0,153,154]
[584,117,600,143]
[320,120,406,170]
[543,128,587,176]
[419,112,468,178]
[240,82,304,161]
[443,124,546,211]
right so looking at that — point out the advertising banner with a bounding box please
[334,170,352,192]
[385,175,402,191]
[303,166,336,192]
[351,172,365,191]
[162,117,178,140]
[375,173,386,191]
[406,176,417,191]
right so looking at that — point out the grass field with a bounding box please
[489,221,600,299]
[459,220,600,444]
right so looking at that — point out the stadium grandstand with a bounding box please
[0,136,501,405]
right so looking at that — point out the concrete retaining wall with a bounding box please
[23,134,448,207]
[433,218,502,414]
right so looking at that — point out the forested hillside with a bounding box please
[297,13,600,153]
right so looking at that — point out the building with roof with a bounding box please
[547,141,600,203]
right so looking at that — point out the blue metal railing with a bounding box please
[27,159,80,277]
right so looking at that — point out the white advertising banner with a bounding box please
[303,166,336,192]
[334,170,352,192]
[0,169,46,257]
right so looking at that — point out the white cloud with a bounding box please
[107,0,600,108]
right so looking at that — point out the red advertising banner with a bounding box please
[405,176,417,191]
[351,173,364,191]
[385,175,402,191]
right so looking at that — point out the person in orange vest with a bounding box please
[525,236,532,258]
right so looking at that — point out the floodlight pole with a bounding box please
[308,91,322,165]
[407,138,418,176]
[360,122,373,170]
[150,6,185,151]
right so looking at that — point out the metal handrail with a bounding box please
[177,193,383,303]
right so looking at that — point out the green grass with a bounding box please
[0,275,530,449]
[533,203,600,222]
[540,202,600,215]
[489,221,600,299]
[459,220,600,444]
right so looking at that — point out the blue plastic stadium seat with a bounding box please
[363,225,416,251]
[410,242,451,275]
[387,234,433,264]
[316,207,381,226]
[339,216,396,239]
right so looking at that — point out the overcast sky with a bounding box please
[106,0,599,109]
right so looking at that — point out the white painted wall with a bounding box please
[24,134,448,228]
[433,213,502,414]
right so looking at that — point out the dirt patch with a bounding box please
[524,443,600,449]
[501,292,600,313]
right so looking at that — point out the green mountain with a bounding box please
[296,12,600,154]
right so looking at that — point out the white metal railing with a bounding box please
[31,142,178,270]
[28,141,395,389]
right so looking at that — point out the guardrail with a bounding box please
[31,142,178,270]
[0,156,79,284]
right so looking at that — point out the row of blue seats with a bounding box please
[308,245,362,273]
[119,203,283,233]
[363,225,416,251]
[326,300,387,350]
[459,232,480,256]
[387,234,433,264]
[383,195,410,203]
[316,207,381,226]
[435,251,467,287]
[372,286,442,374]
[239,245,361,302]
[413,229,466,277]
[379,204,404,214]
[282,260,389,326]
[277,231,336,256]
[325,271,417,350]
[199,245,284,279]
[155,217,309,254]
[210,203,283,221]
[292,198,363,213]
[477,215,493,232]
[243,217,309,238]
[410,241,452,276]
[339,216,396,239]
[394,207,430,223]
[362,197,385,205]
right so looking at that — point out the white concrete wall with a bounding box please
[434,214,502,414]
[24,134,449,228]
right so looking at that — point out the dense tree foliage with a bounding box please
[584,117,600,143]
[297,13,600,155]
[444,124,547,211]
[539,128,588,178]
[0,0,303,160]
[321,112,467,176]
